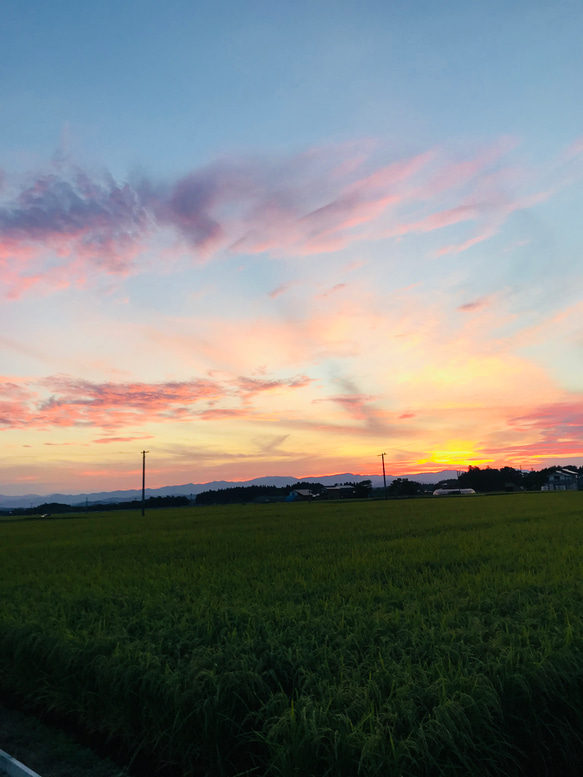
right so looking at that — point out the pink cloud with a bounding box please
[0,372,314,431]
[345,152,435,196]
[393,203,479,236]
[235,375,312,395]
[0,138,574,298]
[508,400,583,435]
[233,375,314,408]
[316,283,347,299]
[456,399,583,467]
[424,136,518,196]
[0,379,37,429]
[229,152,434,257]
[562,136,583,161]
[435,188,552,256]
[0,166,149,297]
[269,281,294,299]
[0,379,35,400]
[437,229,496,256]
[197,408,251,421]
[312,376,388,433]
[458,297,488,312]
[481,439,583,467]
[93,436,154,444]
[325,394,378,419]
[44,441,82,446]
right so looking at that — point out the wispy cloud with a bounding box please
[458,296,488,312]
[268,281,294,299]
[0,169,147,256]
[2,137,578,298]
[313,376,388,434]
[508,400,583,437]
[0,166,149,296]
[316,283,346,299]
[235,375,313,399]
[93,435,154,444]
[0,372,314,431]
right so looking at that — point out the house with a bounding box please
[432,488,476,496]
[321,485,356,500]
[504,482,522,492]
[285,489,316,502]
[542,468,580,491]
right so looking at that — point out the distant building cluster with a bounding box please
[286,485,359,501]
[432,488,476,496]
[541,468,581,491]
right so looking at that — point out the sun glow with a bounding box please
[419,440,493,468]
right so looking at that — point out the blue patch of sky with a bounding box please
[2,0,581,179]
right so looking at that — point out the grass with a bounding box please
[0,493,583,776]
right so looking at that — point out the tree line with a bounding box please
[195,481,373,505]
[5,495,190,517]
[386,465,583,496]
[4,466,580,517]
[457,465,581,492]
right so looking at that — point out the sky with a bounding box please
[1,0,583,495]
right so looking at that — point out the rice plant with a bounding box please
[1,493,582,775]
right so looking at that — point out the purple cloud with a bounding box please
[0,372,314,431]
[0,167,148,271]
[458,297,488,312]
[1,137,576,297]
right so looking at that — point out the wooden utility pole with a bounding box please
[379,452,388,499]
[141,450,149,516]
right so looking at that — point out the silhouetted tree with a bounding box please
[342,480,372,497]
[457,465,522,492]
[387,478,422,496]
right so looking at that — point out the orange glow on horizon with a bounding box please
[416,439,493,469]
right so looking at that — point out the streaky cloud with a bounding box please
[0,372,314,431]
[0,138,579,298]
[269,281,293,298]
[458,297,488,312]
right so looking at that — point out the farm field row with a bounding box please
[1,493,583,776]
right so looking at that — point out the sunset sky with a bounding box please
[1,0,583,495]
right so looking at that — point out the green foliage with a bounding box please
[456,464,583,492]
[9,495,190,516]
[343,479,373,498]
[195,484,284,505]
[387,477,423,496]
[1,495,583,776]
[457,466,523,492]
[195,483,331,505]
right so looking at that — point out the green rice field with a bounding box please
[1,493,583,776]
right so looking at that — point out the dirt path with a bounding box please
[0,703,129,777]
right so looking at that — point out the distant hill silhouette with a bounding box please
[0,471,459,509]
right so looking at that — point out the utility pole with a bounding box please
[141,450,149,516]
[379,452,388,499]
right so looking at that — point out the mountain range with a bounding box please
[0,471,459,509]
